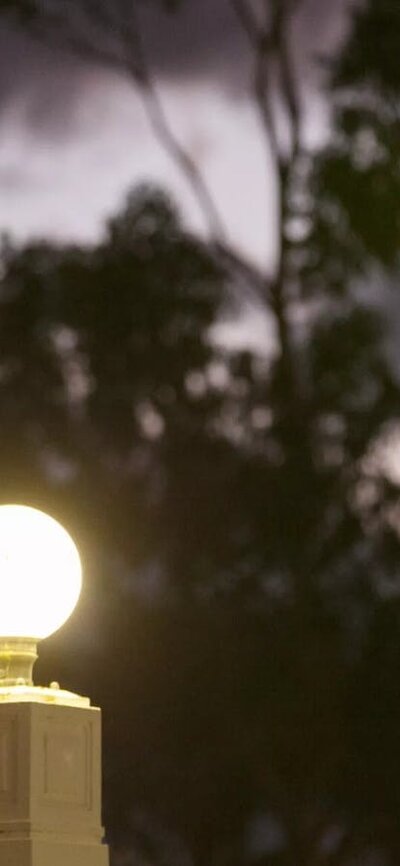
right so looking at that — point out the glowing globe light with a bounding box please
[0,504,82,640]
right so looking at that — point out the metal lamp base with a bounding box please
[0,637,38,686]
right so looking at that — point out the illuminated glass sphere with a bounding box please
[0,505,82,640]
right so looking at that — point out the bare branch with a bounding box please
[276,0,302,163]
[230,0,306,387]
[230,0,282,258]
[25,25,130,73]
[22,1,135,71]
[254,1,306,403]
[9,0,276,303]
[138,80,228,242]
[123,4,227,241]
[254,46,280,167]
[215,241,272,302]
[14,0,229,243]
[230,0,262,48]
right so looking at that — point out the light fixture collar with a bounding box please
[0,637,38,687]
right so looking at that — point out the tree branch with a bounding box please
[215,241,272,302]
[230,0,262,48]
[9,0,282,305]
[138,79,228,242]
[271,0,310,412]
[276,0,303,164]
[230,0,282,282]
[229,0,304,395]
[230,0,307,402]
[124,4,228,242]
[10,0,229,245]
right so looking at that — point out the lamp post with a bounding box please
[0,504,109,866]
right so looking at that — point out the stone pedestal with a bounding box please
[0,698,109,866]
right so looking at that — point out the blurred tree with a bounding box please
[0,1,400,865]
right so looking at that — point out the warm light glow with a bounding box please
[0,505,82,640]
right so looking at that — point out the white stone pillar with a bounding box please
[0,690,109,866]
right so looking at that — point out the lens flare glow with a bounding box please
[0,505,82,639]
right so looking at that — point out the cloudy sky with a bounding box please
[0,0,349,273]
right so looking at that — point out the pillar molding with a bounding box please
[0,695,109,866]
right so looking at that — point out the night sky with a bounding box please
[0,0,349,267]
